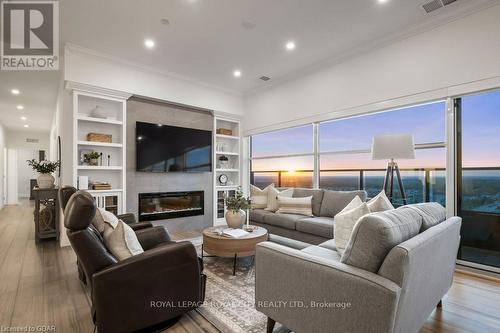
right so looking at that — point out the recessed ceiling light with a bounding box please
[144,39,155,49]
[20,116,27,121]
[17,105,24,110]
[23,124,29,128]
[233,70,242,78]
[378,0,389,3]
[286,41,296,51]
[11,89,20,95]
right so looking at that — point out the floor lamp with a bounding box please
[372,134,415,205]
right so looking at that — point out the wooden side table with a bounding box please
[202,225,268,275]
[33,187,60,243]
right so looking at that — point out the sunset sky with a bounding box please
[251,91,500,172]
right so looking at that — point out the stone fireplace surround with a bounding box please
[126,97,213,234]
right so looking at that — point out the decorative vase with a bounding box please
[89,158,98,166]
[37,173,55,189]
[225,209,246,229]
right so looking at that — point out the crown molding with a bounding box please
[64,43,243,97]
[65,81,133,100]
[244,0,500,97]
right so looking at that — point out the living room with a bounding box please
[0,0,499,332]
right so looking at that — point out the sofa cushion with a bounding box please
[103,220,144,261]
[340,208,422,273]
[249,209,273,223]
[319,190,368,217]
[334,198,371,255]
[263,213,304,230]
[296,216,335,238]
[276,196,313,216]
[92,207,119,234]
[367,191,394,212]
[266,187,294,212]
[293,188,324,216]
[251,184,273,209]
[318,239,337,251]
[301,245,340,261]
[403,202,447,231]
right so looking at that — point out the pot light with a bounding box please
[24,124,29,128]
[378,0,389,3]
[20,116,27,121]
[17,105,24,110]
[233,70,242,78]
[144,38,155,49]
[11,89,20,95]
[285,41,296,51]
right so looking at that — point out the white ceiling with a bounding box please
[0,0,498,131]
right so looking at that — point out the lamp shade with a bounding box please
[372,134,415,160]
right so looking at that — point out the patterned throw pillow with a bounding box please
[250,184,273,209]
[266,187,294,212]
[367,191,394,212]
[276,196,313,216]
[103,220,144,261]
[333,196,370,255]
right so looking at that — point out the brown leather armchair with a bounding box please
[64,190,206,333]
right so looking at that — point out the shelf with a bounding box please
[86,189,123,193]
[77,166,123,170]
[216,169,239,172]
[216,134,239,140]
[216,185,240,189]
[77,115,123,125]
[215,151,239,156]
[77,141,123,148]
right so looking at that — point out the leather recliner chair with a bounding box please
[64,190,206,333]
[58,186,154,285]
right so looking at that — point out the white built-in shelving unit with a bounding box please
[213,116,241,226]
[69,83,131,215]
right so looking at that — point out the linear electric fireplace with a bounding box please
[138,191,204,221]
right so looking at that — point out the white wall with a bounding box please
[6,130,50,150]
[0,124,5,209]
[6,149,18,205]
[17,149,39,198]
[64,45,244,116]
[243,5,500,134]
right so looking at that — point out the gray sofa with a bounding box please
[250,188,367,244]
[255,203,461,333]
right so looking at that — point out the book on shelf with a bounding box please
[222,228,249,239]
[91,182,112,190]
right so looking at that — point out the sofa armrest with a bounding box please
[255,242,401,333]
[92,241,203,333]
[135,226,171,250]
[129,221,153,231]
[117,212,137,224]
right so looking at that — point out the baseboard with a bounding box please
[455,265,500,283]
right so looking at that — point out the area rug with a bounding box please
[197,255,291,333]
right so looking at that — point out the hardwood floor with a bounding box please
[0,201,499,333]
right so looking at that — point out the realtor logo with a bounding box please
[1,1,59,70]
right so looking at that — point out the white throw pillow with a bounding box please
[334,197,370,255]
[367,191,394,213]
[276,196,313,216]
[266,187,294,212]
[103,220,144,261]
[92,207,119,233]
[251,184,273,209]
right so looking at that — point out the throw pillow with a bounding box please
[266,187,294,212]
[367,191,394,212]
[276,196,313,216]
[103,220,144,261]
[92,207,119,233]
[251,184,273,209]
[333,197,370,255]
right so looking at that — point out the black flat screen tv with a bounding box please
[136,121,212,172]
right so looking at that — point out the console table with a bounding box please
[33,187,60,243]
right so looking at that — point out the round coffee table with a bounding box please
[202,225,268,275]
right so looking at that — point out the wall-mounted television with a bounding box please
[136,121,212,173]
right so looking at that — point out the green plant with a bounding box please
[224,191,250,212]
[27,159,60,174]
[219,155,229,161]
[84,151,100,161]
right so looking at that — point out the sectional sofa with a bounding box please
[249,188,367,245]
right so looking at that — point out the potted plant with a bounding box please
[27,159,60,189]
[218,155,229,169]
[224,191,250,229]
[84,151,100,166]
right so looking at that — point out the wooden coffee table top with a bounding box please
[202,225,268,258]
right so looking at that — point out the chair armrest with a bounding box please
[135,226,171,250]
[92,241,203,333]
[255,242,401,333]
[117,213,137,224]
[129,221,153,231]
